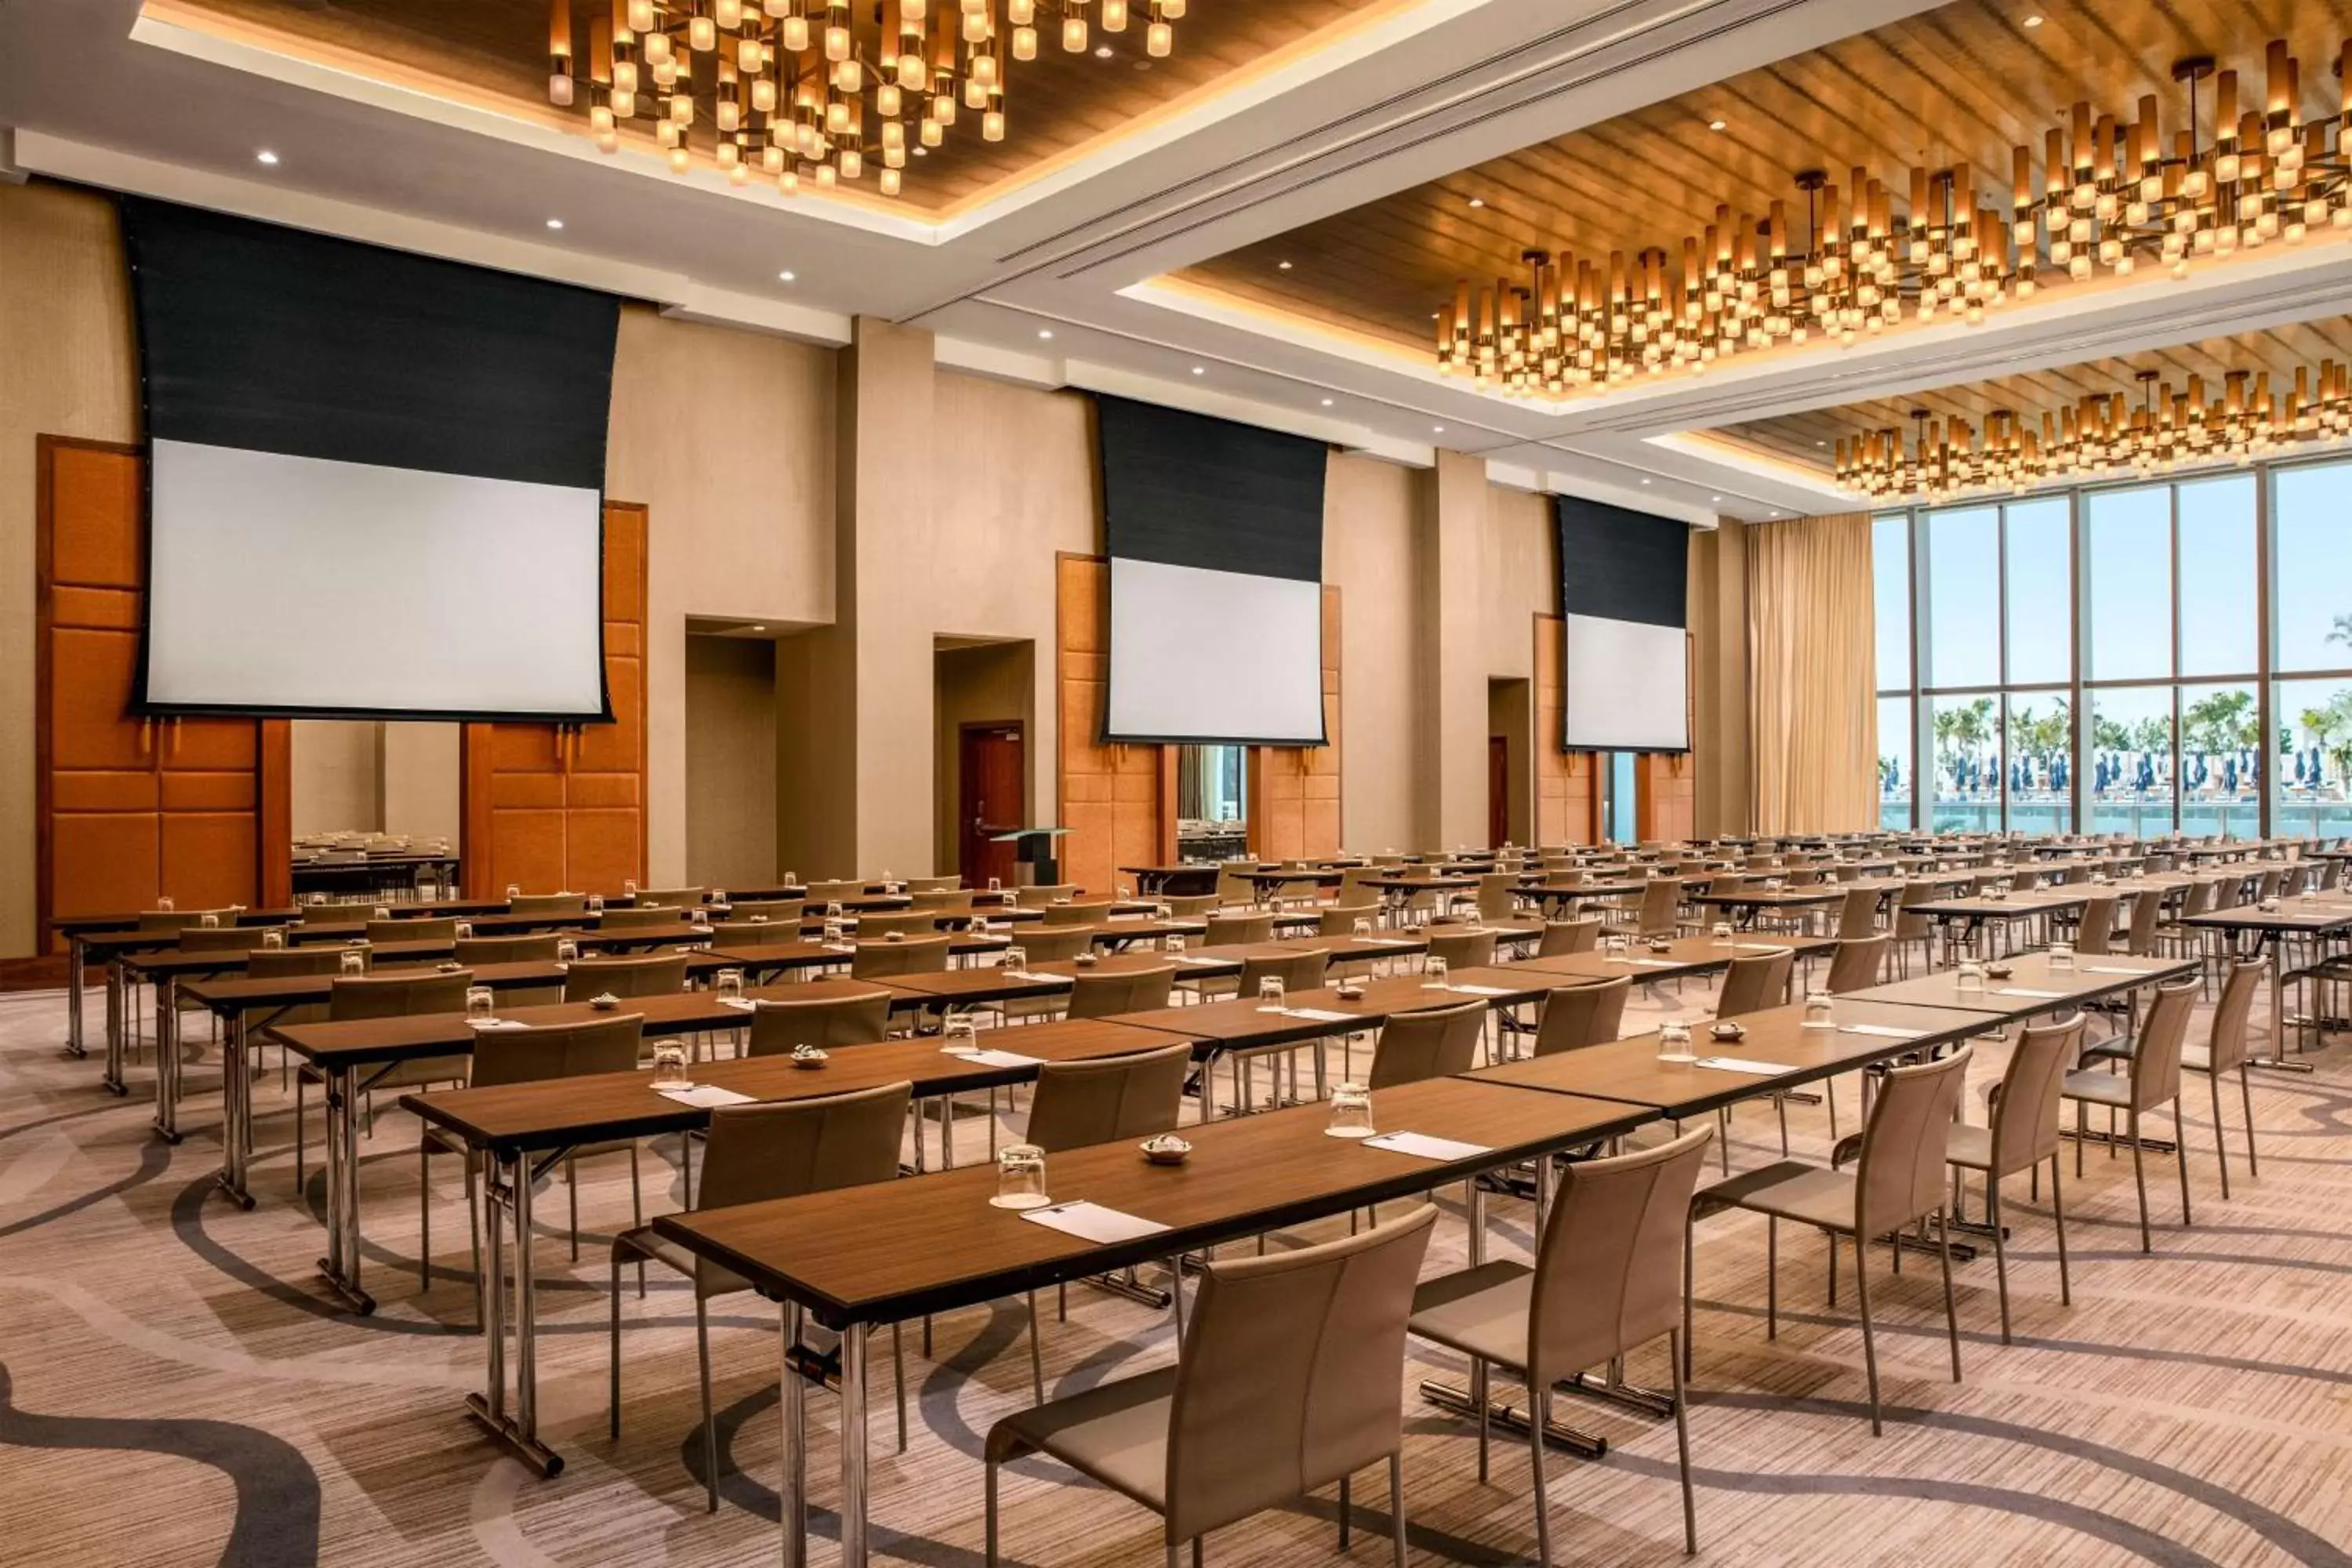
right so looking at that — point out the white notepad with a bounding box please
[1279,1007,1358,1022]
[1734,942,1790,951]
[1839,1024,1922,1039]
[1996,986,2071,998]
[718,996,757,1011]
[2079,964,2150,975]
[1693,1056,1798,1076]
[953,1047,1042,1069]
[1355,938,1415,947]
[1438,983,1515,996]
[1019,1200,1171,1243]
[465,1018,527,1030]
[655,1083,757,1109]
[1174,954,1226,966]
[1362,1130,1491,1162]
[1610,956,1681,968]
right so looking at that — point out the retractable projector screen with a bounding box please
[1097,395,1327,746]
[1555,496,1691,753]
[121,198,620,722]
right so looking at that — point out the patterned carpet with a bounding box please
[2,971,2350,1568]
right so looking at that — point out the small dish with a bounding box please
[1708,1022,1746,1041]
[1985,964,2013,979]
[434,961,463,973]
[790,1045,829,1069]
[1335,982,1367,1000]
[590,992,621,1011]
[1646,938,1673,953]
[1141,1134,1192,1167]
[885,931,906,942]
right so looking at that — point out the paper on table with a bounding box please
[466,1018,527,1030]
[1173,955,1226,966]
[1281,1007,1358,1022]
[1839,1023,1922,1039]
[655,1083,757,1109]
[822,942,856,954]
[1734,942,1791,951]
[718,996,757,1011]
[962,1047,1042,1068]
[1019,1200,1171,1244]
[1441,983,1515,996]
[1362,1130,1492,1162]
[1693,1055,1798,1076]
[2079,964,2151,975]
[1610,956,1681,967]
[1995,986,2071,998]
[1355,937,1415,946]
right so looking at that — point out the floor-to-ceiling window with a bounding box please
[1871,459,2288,835]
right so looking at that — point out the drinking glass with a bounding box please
[622,879,637,898]
[717,967,744,1002]
[1606,934,1629,959]
[1712,922,1734,947]
[199,912,220,928]
[586,893,605,914]
[823,920,845,944]
[465,985,495,1022]
[1352,917,1374,938]
[1956,959,1987,993]
[1257,975,1286,1012]
[1326,1083,1374,1138]
[1004,946,1028,976]
[826,901,844,919]
[372,906,392,921]
[1657,1020,1697,1064]
[711,888,728,908]
[1154,902,1172,923]
[1802,989,1835,1027]
[261,927,285,950]
[454,921,473,940]
[942,1014,979,1054]
[556,938,579,964]
[988,877,1001,892]
[506,884,521,900]
[1163,934,1187,955]
[339,950,366,975]
[1423,955,1450,989]
[652,1040,690,1089]
[2049,940,2075,971]
[157,895,175,912]
[992,1144,1050,1209]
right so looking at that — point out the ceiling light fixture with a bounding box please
[1037,328,1054,339]
[1432,425,1445,434]
[2024,13,2044,27]
[1094,45,1113,58]
[1190,365,1205,375]
[1438,33,2352,402]
[1277,260,1294,270]
[1320,397,1334,406]
[1710,495,1722,503]
[546,217,565,229]
[255,149,279,165]
[778,269,796,281]
[544,0,1186,199]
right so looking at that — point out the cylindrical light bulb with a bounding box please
[982,107,1004,140]
[689,15,717,50]
[1102,0,1126,30]
[1062,16,1087,50]
[1146,20,1170,56]
[1013,24,1036,59]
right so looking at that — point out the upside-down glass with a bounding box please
[992,1144,1050,1209]
[1423,955,1449,989]
[586,893,604,914]
[1956,959,1987,993]
[339,950,365,975]
[1004,946,1028,976]
[652,1040,691,1090]
[716,967,744,1002]
[1353,917,1374,938]
[465,985,494,1022]
[1802,989,1835,1026]
[1326,1082,1374,1138]
[1657,1020,1697,1064]
[1258,975,1286,1012]
[1713,923,1735,947]
[1163,934,1187,955]
[199,912,220,928]
[556,938,579,964]
[260,927,285,949]
[2049,940,2075,971]
[454,921,473,940]
[506,884,522,900]
[942,1013,979,1054]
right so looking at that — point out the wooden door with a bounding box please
[38,437,268,949]
[463,503,648,898]
[1489,736,1510,850]
[959,723,1024,887]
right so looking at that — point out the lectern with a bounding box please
[989,826,1069,887]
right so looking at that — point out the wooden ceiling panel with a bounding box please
[168,0,1394,211]
[1181,0,2352,349]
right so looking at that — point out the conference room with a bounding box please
[5,2,2351,1564]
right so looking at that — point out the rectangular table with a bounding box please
[1850,951,2194,1018]
[2180,899,2352,1070]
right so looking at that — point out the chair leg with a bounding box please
[2239,1065,2259,1179]
[1935,1208,1962,1383]
[2207,1073,2230,1201]
[2049,1154,2071,1307]
[1988,1179,2011,1344]
[567,1154,580,1262]
[466,1156,482,1317]
[630,1145,645,1297]
[1388,1450,1406,1568]
[1338,1473,1350,1550]
[1025,1291,1046,1405]
[2174,1099,2193,1229]
[418,1149,433,1291]
[608,1249,624,1439]
[985,1460,1000,1568]
[1472,1354,1490,1481]
[295,1076,307,1192]
[1854,1236,1882,1436]
[1826,1230,1838,1308]
[1528,1384,1552,1567]
[696,1295,718,1514]
[2129,1121,2151,1253]
[1773,1094,1789,1156]
[1681,1215,1696,1380]
[1668,1328,1697,1555]
[892,1321,907,1454]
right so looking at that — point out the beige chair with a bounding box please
[364,916,458,944]
[1318,902,1381,938]
[1690,1045,1974,1435]
[562,953,691,1002]
[1603,877,1683,939]
[510,892,588,917]
[907,875,964,894]
[139,908,233,932]
[2061,976,2201,1250]
[1424,926,1497,972]
[851,935,951,979]
[454,933,561,965]
[1203,911,1276,946]
[1015,882,1080,908]
[1365,996,1487,1089]
[293,970,474,1191]
[1892,881,1940,975]
[2185,958,2265,1197]
[1409,1127,1712,1562]
[722,897,806,926]
[1712,949,1793,1018]
[1043,900,1118,927]
[1164,894,1218,919]
[1824,935,1889,994]
[855,909,941,940]
[610,1082,915,1508]
[2122,883,2165,956]
[1007,927,1092,964]
[1537,917,1602,957]
[1066,964,1177,1019]
[1531,978,1629,1055]
[1474,872,1521,924]
[595,906,693,932]
[2071,894,2119,956]
[1945,1015,2082,1341]
[744,989,894,1057]
[178,925,274,953]
[1834,886,1881,941]
[804,878,867,906]
[911,888,976,915]
[984,1204,1439,1568]
[1214,862,1261,906]
[1239,948,1329,996]
[418,1014,645,1289]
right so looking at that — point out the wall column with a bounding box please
[1420,449,1487,848]
[1691,518,1752,837]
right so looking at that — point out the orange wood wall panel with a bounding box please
[1055,554,1169,898]
[1635,633,1699,843]
[1249,586,1343,862]
[1533,615,1599,845]
[51,815,160,922]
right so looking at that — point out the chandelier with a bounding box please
[1438,35,2352,401]
[1834,362,2352,500]
[544,0,1185,198]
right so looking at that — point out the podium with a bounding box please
[990,826,1069,887]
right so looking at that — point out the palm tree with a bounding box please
[2328,612,2352,652]
[2092,714,2129,751]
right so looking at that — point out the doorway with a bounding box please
[960,723,1025,887]
[1489,736,1509,850]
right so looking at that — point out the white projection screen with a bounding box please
[122,198,619,722]
[1555,496,1692,752]
[1096,395,1328,746]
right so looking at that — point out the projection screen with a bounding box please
[122,198,619,722]
[1555,495,1691,752]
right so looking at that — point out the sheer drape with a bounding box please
[1748,513,1878,832]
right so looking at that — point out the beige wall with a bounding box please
[381,723,461,842]
[289,721,383,835]
[1690,521,1753,837]
[1482,485,1555,681]
[683,633,779,887]
[1323,452,1423,853]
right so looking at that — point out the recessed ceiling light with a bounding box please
[545,218,564,230]
[1432,425,1446,434]
[912,145,927,156]
[1466,197,1485,209]
[1708,119,1727,132]
[778,270,796,282]
[1710,495,1722,503]
[1769,510,1782,517]
[1277,260,1294,270]
[1037,328,1054,339]
[1815,439,1827,447]
[1190,365,1205,376]
[1320,397,1334,407]
[2023,13,2043,26]
[255,149,279,165]
[750,624,767,632]
[1094,44,1113,57]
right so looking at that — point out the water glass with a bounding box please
[372,906,391,921]
[199,912,220,928]
[1802,989,1835,1027]
[465,985,495,1022]
[988,877,1001,892]
[506,884,521,900]
[1326,1082,1375,1138]
[339,950,365,975]
[261,927,285,949]
[1004,946,1028,976]
[992,1144,1050,1209]
[2049,940,2075,971]
[1713,922,1734,947]
[1423,955,1450,989]
[1257,975,1287,1012]
[826,901,844,919]
[454,920,473,939]
[1606,934,1630,959]
[823,920,845,943]
[622,879,638,898]
[717,967,744,1001]
[586,893,604,914]
[556,938,579,964]
[1657,1020,1697,1064]
[1352,917,1374,938]
[711,888,728,908]
[1956,959,1987,993]
[942,1014,980,1054]
[1155,902,1173,923]
[157,895,175,912]
[1163,934,1187,955]
[652,1040,691,1089]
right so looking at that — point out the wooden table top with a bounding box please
[1512,934,1832,984]
[401,1018,1207,1156]
[709,935,1010,974]
[884,968,1075,1008]
[2180,898,2352,932]
[177,958,742,1014]
[1690,886,1846,909]
[1103,971,1516,1051]
[1849,951,2194,1014]
[652,1076,1651,1328]
[1907,887,2096,920]
[1030,952,1239,981]
[267,979,920,1069]
[1465,997,1998,1119]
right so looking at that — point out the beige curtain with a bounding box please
[1748,512,1878,833]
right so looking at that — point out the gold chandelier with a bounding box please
[1438,35,2352,400]
[545,0,1185,198]
[1834,362,2352,501]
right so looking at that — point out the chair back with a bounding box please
[804,878,866,905]
[2177,880,2216,920]
[454,933,561,965]
[596,906,691,932]
[631,887,706,909]
[1835,886,1880,940]
[1214,864,1258,906]
[1543,867,1588,889]
[1023,1043,1192,1152]
[1475,873,1519,922]
[362,916,456,944]
[1537,917,1602,957]
[510,893,588,916]
[851,935,951,978]
[2073,895,2118,955]
[910,889,975,914]
[854,909,938,940]
[2256,868,2285,901]
[1714,949,1793,1018]
[1824,935,1888,994]
[179,925,274,953]
[2123,883,2165,955]
[1526,1126,1714,1387]
[246,946,352,978]
[696,1082,913,1211]
[1423,927,1495,971]
[1319,902,1381,938]
[1010,927,1091,963]
[328,969,472,1020]
[1895,879,1938,938]
[1165,894,1218,919]
[561,953,690,1001]
[1015,883,1080,908]
[746,989,894,1055]
[297,902,357,924]
[1986,1014,2082,1175]
[1042,901,1117,927]
[1366,997,1486,1089]
[2122,977,2201,1109]
[2206,957,2264,1074]
[468,1014,644,1087]
[140,909,232,932]
[1631,877,1682,935]
[1164,1206,1439,1541]
[1066,964,1177,1018]
[1853,1044,1974,1238]
[1239,949,1328,995]
[1532,978,1629,1055]
[1203,912,1276,946]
